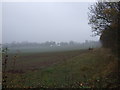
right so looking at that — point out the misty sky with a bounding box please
[2,2,99,43]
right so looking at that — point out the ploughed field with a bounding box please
[2,48,118,88]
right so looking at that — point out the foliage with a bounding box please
[88,1,120,35]
[88,1,120,55]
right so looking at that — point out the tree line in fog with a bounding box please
[3,40,101,49]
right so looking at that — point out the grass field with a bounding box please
[2,48,118,88]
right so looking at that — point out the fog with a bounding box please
[2,2,99,44]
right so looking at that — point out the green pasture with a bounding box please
[3,48,118,88]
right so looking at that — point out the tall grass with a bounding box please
[2,48,8,88]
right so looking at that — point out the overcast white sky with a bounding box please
[2,2,100,43]
[0,2,2,44]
